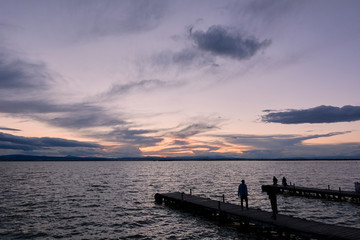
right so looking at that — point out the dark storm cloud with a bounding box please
[0,132,100,151]
[173,123,218,138]
[262,105,360,124]
[0,126,20,131]
[188,25,271,60]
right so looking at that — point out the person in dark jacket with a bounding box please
[238,179,248,209]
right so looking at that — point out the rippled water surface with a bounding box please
[1,160,359,239]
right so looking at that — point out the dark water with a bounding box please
[0,160,359,239]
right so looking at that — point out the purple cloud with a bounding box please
[262,105,360,124]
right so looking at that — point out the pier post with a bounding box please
[222,194,225,203]
[339,187,342,201]
[262,185,278,219]
[190,189,192,195]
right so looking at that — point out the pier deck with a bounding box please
[155,192,360,240]
[262,184,360,202]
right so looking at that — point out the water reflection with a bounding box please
[0,160,359,239]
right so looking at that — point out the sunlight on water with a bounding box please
[0,160,359,239]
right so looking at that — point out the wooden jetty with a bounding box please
[261,184,360,202]
[155,192,360,240]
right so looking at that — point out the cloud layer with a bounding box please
[1,1,360,159]
[262,105,360,124]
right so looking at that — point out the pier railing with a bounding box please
[261,184,360,202]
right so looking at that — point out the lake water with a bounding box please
[0,160,359,239]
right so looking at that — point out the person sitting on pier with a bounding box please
[238,179,248,209]
[273,176,278,185]
[282,177,287,186]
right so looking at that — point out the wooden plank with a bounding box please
[155,192,360,240]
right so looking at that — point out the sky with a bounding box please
[1,0,360,159]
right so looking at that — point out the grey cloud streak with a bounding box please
[40,101,127,129]
[102,79,184,99]
[240,142,360,159]
[0,132,100,151]
[0,99,127,129]
[219,131,357,158]
[0,99,76,114]
[262,105,360,124]
[223,132,350,150]
[189,25,271,60]
[153,48,215,68]
[172,123,218,139]
[0,131,144,157]
[144,143,220,157]
[0,126,20,131]
[93,127,163,147]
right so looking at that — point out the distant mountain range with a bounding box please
[0,154,359,161]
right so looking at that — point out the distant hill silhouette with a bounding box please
[0,154,359,161]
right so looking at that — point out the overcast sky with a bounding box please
[1,0,360,158]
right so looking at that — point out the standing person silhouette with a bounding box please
[238,179,248,209]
